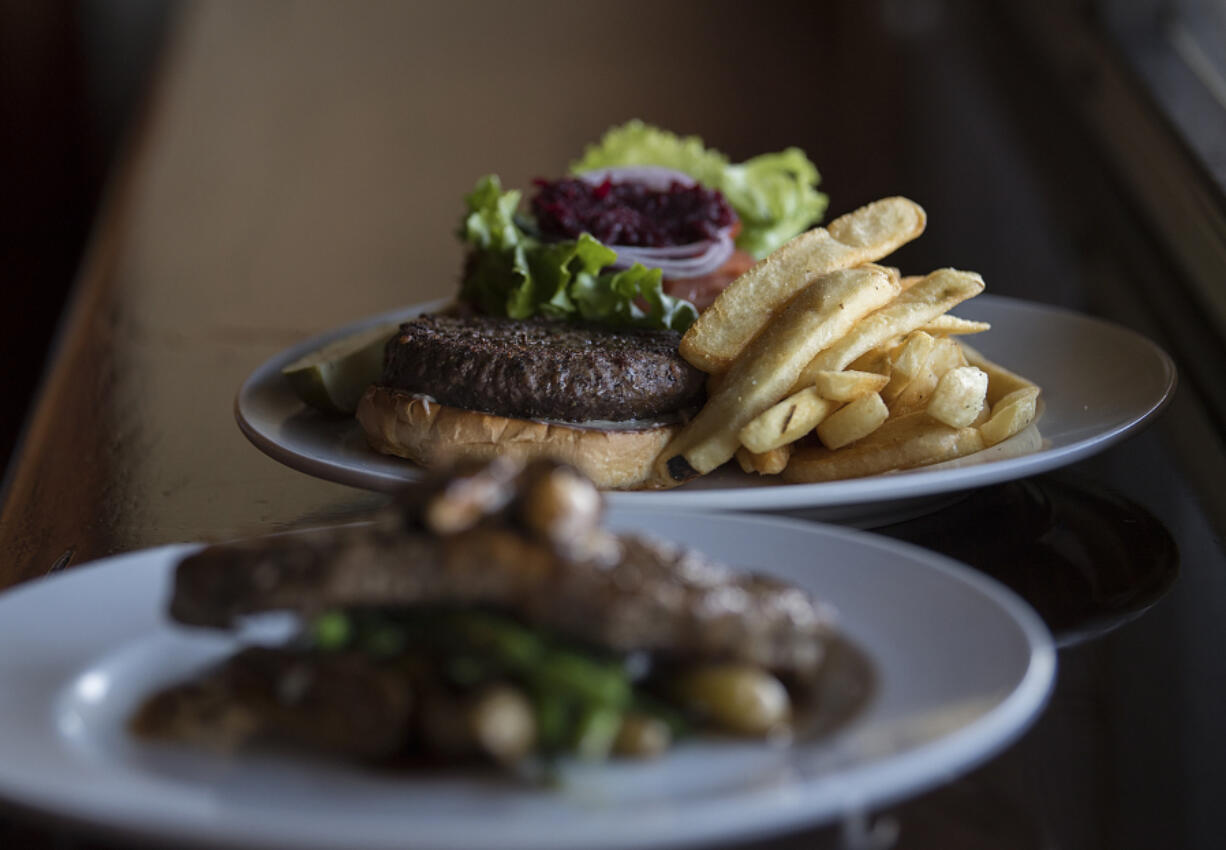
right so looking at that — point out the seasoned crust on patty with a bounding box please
[380,315,706,423]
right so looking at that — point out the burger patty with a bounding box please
[381,314,706,423]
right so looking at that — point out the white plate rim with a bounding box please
[0,512,1055,850]
[234,295,1176,514]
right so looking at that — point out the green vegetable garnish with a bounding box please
[459,175,697,332]
[572,705,623,761]
[312,611,351,649]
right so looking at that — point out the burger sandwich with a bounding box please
[356,121,828,489]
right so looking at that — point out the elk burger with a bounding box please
[356,121,828,488]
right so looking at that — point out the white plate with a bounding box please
[0,512,1053,850]
[235,296,1175,521]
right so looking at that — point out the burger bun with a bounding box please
[356,386,679,490]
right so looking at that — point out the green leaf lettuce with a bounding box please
[459,175,697,332]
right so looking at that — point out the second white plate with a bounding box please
[0,511,1053,850]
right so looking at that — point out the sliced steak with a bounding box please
[380,314,705,423]
[130,647,415,760]
[169,520,834,678]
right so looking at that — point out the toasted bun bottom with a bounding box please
[356,386,679,490]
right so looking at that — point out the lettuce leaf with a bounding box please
[570,119,828,258]
[459,175,697,332]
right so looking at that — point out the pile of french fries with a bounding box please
[654,197,1041,487]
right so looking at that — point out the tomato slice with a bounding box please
[663,249,756,311]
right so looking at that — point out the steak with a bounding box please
[131,647,415,759]
[380,314,706,423]
[170,518,833,678]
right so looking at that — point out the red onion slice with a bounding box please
[577,165,697,191]
[612,231,735,279]
[614,244,710,260]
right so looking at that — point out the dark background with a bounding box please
[0,0,173,473]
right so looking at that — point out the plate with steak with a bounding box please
[0,460,1053,849]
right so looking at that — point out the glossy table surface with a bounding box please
[2,2,1223,848]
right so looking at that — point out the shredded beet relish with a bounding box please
[531,177,736,247]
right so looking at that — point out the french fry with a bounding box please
[979,386,1040,445]
[735,444,792,476]
[958,341,1037,406]
[789,268,986,393]
[927,366,989,428]
[704,262,896,399]
[928,336,968,373]
[738,387,835,454]
[816,392,889,450]
[679,197,927,373]
[847,347,893,377]
[881,331,935,406]
[890,370,938,415]
[783,411,986,482]
[890,336,966,414]
[657,267,900,483]
[813,369,889,402]
[918,314,990,336]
